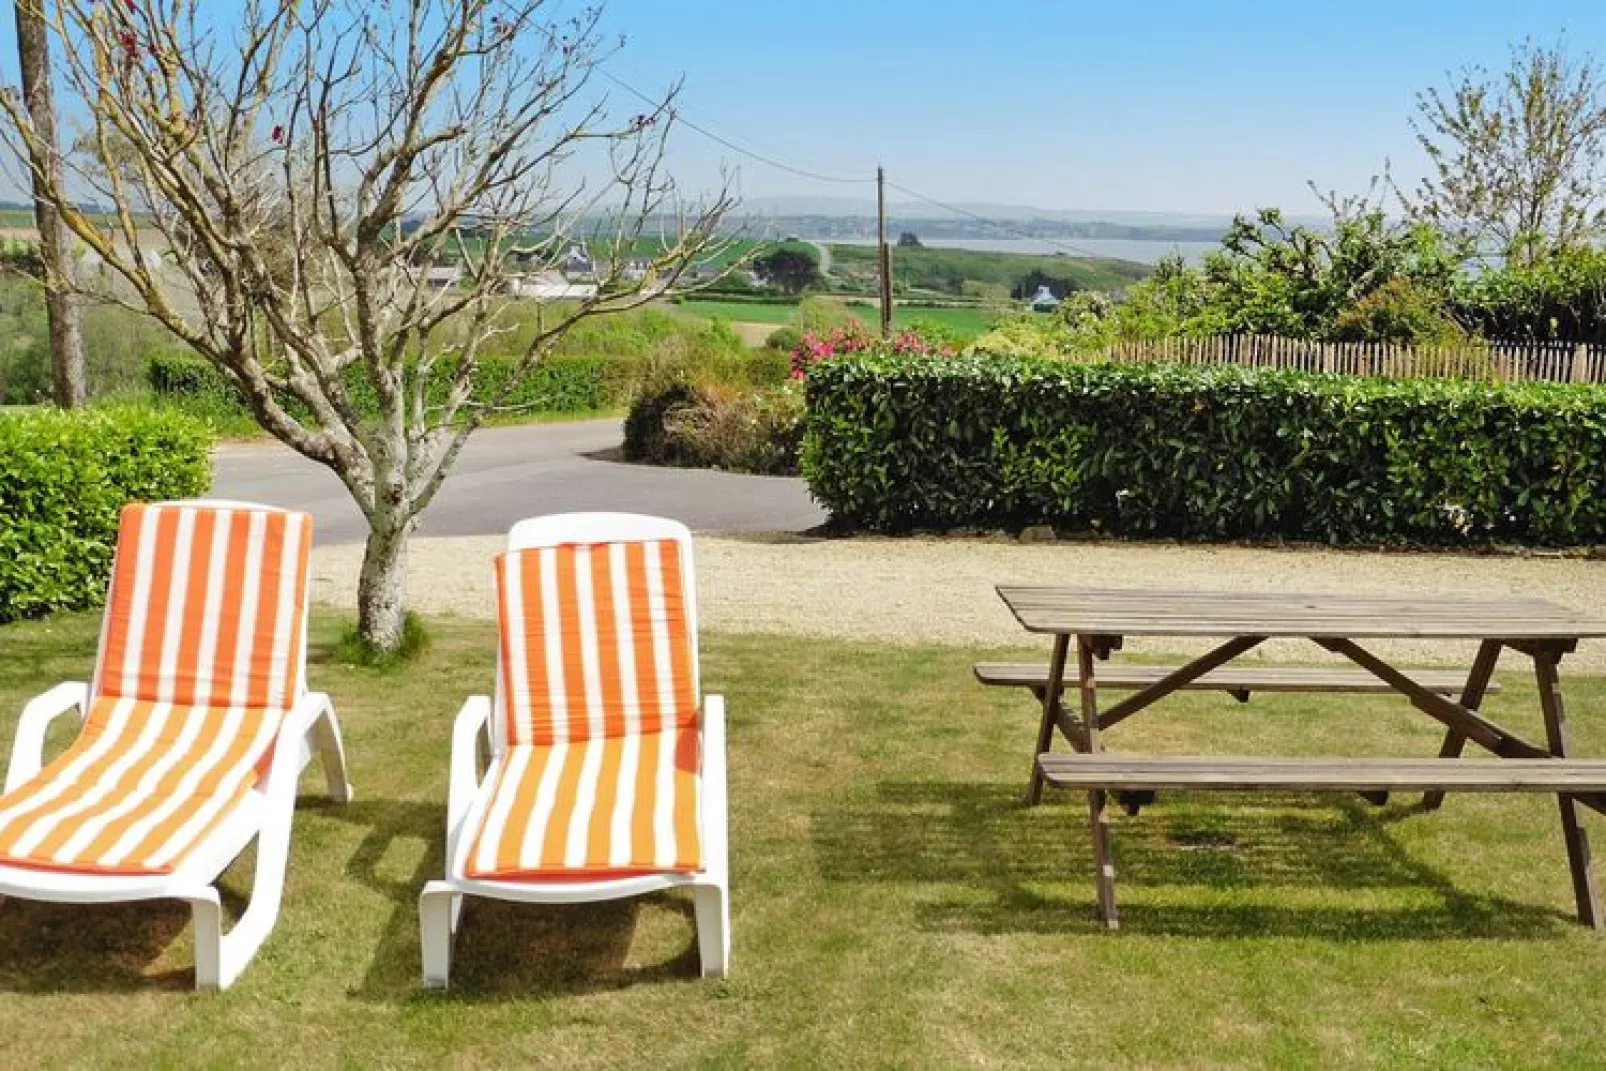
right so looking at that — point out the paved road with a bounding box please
[211,419,827,546]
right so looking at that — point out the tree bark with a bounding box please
[14,0,86,408]
[356,518,410,652]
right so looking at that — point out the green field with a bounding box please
[829,242,1151,295]
[679,300,999,337]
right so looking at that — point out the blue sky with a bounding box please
[598,0,1606,215]
[2,2,1602,217]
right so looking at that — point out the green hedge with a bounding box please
[803,354,1606,545]
[149,348,791,421]
[148,350,637,417]
[0,407,212,623]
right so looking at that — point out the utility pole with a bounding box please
[877,165,892,338]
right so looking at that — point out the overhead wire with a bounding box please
[594,60,1111,258]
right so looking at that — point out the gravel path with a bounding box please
[311,534,1606,671]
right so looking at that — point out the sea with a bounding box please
[829,237,1220,265]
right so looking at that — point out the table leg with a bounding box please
[1533,647,1601,929]
[1027,634,1071,806]
[1078,635,1119,928]
[1423,640,1503,810]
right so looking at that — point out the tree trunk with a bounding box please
[356,520,409,652]
[14,0,86,408]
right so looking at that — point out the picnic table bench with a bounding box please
[994,584,1606,930]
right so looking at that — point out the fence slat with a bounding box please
[1089,335,1606,384]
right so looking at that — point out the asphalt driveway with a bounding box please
[210,418,827,545]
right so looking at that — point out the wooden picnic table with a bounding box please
[994,584,1606,930]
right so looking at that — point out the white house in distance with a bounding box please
[508,270,598,300]
[1028,284,1062,312]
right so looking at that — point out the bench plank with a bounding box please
[974,662,1498,696]
[1037,755,1606,792]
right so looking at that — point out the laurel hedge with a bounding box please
[0,407,211,623]
[802,353,1606,546]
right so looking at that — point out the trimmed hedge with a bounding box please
[0,407,212,623]
[803,354,1606,545]
[149,348,792,421]
[148,350,638,417]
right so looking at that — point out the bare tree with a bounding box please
[1406,38,1606,263]
[0,0,735,651]
[11,0,85,407]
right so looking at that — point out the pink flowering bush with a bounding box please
[790,324,956,379]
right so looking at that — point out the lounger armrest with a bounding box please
[6,682,89,793]
[702,693,728,881]
[448,696,493,842]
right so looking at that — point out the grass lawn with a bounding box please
[2,612,1606,1067]
[680,300,999,339]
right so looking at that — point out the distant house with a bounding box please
[424,264,462,289]
[1028,284,1061,312]
[509,270,598,300]
[562,244,595,280]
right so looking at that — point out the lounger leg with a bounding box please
[1424,641,1502,810]
[1533,649,1601,928]
[694,884,730,979]
[308,697,355,804]
[189,892,225,991]
[420,881,460,989]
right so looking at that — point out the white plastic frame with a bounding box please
[0,499,353,990]
[419,512,730,988]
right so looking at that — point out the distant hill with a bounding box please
[734,196,1326,244]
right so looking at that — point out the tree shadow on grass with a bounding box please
[329,799,702,1002]
[813,781,1570,940]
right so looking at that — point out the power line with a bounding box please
[593,59,1112,260]
[592,66,872,187]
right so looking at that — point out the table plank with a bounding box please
[1036,755,1606,791]
[997,585,1606,640]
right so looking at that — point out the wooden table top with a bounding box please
[996,585,1606,641]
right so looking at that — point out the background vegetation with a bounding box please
[0,407,210,623]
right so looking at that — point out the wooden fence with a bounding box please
[1098,335,1606,385]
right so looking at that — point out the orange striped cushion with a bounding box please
[96,504,313,710]
[0,697,283,875]
[494,541,697,748]
[464,726,703,880]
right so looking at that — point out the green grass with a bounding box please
[678,300,799,325]
[680,299,999,339]
[829,242,1152,296]
[1,613,1606,1066]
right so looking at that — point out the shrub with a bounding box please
[803,353,1606,546]
[0,407,212,623]
[623,379,804,475]
[765,325,804,354]
[622,377,704,464]
[792,296,861,334]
